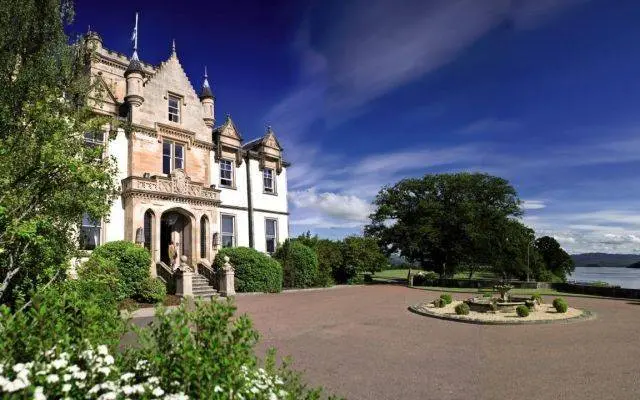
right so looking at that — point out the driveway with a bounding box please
[231,285,640,400]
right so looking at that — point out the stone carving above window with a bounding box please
[122,171,220,205]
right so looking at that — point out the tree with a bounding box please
[340,236,388,282]
[0,0,118,305]
[535,236,574,281]
[366,173,521,277]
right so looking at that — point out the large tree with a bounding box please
[365,173,522,277]
[0,0,118,305]
[535,236,574,281]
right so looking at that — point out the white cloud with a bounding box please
[522,200,546,210]
[289,188,373,223]
[457,118,522,135]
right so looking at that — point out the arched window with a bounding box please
[144,210,153,252]
[200,215,208,259]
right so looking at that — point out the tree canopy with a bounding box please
[365,173,523,277]
[534,236,575,281]
[0,0,119,305]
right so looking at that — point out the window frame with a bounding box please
[162,139,186,174]
[263,167,276,195]
[219,159,234,188]
[220,213,236,248]
[79,213,102,251]
[84,131,105,148]
[168,94,181,123]
[265,218,278,254]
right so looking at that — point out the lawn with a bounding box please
[374,269,496,280]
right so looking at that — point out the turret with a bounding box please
[200,66,215,128]
[125,13,144,107]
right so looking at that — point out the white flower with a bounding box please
[66,365,80,374]
[97,367,111,375]
[62,384,72,393]
[214,385,223,393]
[148,377,159,384]
[51,359,68,370]
[98,392,116,400]
[88,384,101,394]
[72,371,87,380]
[122,385,135,395]
[165,393,189,400]
[269,392,278,400]
[97,345,109,356]
[152,387,164,397]
[12,363,26,373]
[121,373,135,381]
[250,387,259,394]
[34,386,46,400]
[103,355,114,366]
[3,377,29,392]
[46,374,59,383]
[62,374,72,382]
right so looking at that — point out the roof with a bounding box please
[125,52,144,75]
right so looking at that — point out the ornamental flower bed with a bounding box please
[0,344,290,399]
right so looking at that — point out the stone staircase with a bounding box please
[192,273,218,299]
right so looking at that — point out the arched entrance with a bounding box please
[160,209,193,268]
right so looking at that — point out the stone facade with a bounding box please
[83,31,289,274]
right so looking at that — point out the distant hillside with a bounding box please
[571,253,640,268]
[627,261,640,269]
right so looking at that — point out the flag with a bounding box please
[131,12,138,48]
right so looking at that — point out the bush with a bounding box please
[214,247,283,293]
[412,270,438,286]
[89,240,151,301]
[482,292,493,298]
[274,239,319,288]
[553,297,568,313]
[516,305,530,317]
[138,277,167,303]
[455,303,470,315]
[341,236,388,280]
[537,268,556,282]
[531,293,543,305]
[440,293,453,305]
[315,239,342,286]
[489,299,499,312]
[432,298,446,308]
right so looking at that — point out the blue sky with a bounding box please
[72,0,640,254]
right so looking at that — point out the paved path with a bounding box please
[231,285,640,400]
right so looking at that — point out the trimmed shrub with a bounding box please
[455,303,470,315]
[440,293,453,305]
[138,277,167,303]
[412,270,439,286]
[553,297,568,313]
[482,292,492,298]
[516,305,530,317]
[89,240,151,300]
[432,298,446,308]
[273,239,318,289]
[214,247,283,293]
[531,293,543,305]
[314,239,341,286]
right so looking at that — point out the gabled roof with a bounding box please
[242,127,283,151]
[213,114,242,141]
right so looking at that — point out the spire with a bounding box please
[125,12,143,75]
[171,39,177,57]
[200,66,214,99]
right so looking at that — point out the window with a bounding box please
[162,140,185,174]
[144,210,153,252]
[168,94,180,123]
[84,131,104,148]
[220,159,233,187]
[200,216,208,258]
[263,168,275,194]
[221,214,235,248]
[265,218,278,254]
[80,213,101,250]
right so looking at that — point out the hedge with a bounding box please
[86,241,152,301]
[214,247,283,293]
[273,240,318,289]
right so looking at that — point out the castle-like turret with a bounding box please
[200,66,215,128]
[124,13,144,107]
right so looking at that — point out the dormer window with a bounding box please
[168,94,180,123]
[263,168,275,194]
[162,139,184,174]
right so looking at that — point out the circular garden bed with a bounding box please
[409,296,594,325]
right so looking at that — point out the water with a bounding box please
[568,266,640,289]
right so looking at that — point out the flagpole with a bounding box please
[133,12,138,52]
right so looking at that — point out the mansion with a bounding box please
[81,30,289,272]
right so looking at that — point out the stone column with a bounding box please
[176,256,193,297]
[219,255,236,297]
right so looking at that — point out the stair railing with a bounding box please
[156,261,176,294]
[197,260,218,291]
